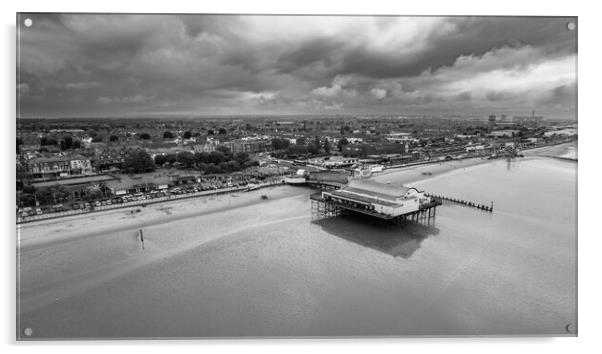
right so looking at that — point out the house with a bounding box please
[25,154,93,179]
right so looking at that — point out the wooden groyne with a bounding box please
[426,193,493,212]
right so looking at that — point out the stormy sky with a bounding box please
[17,14,577,119]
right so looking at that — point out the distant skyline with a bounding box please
[17,14,577,119]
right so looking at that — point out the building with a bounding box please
[105,172,176,195]
[320,180,433,218]
[221,139,271,153]
[321,156,358,169]
[25,154,93,179]
[384,132,414,143]
[193,139,219,153]
[92,148,127,171]
[31,174,117,200]
[69,155,93,175]
[513,115,544,127]
[342,142,409,158]
[490,130,519,138]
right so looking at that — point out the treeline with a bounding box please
[150,147,258,174]
[271,136,336,159]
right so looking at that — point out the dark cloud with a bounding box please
[456,92,472,101]
[486,91,510,102]
[17,14,577,118]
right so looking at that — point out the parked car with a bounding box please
[72,203,80,210]
[52,204,64,212]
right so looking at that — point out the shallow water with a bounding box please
[18,157,577,338]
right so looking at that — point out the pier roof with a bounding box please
[329,189,401,207]
[345,180,417,200]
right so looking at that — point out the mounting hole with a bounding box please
[567,22,576,31]
[24,18,32,27]
[23,327,33,336]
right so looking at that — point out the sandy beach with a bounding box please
[18,186,310,313]
[17,142,577,338]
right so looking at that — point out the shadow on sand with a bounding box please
[312,212,440,259]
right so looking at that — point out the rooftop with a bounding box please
[32,174,117,188]
[344,179,417,200]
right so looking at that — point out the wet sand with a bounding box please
[18,186,308,314]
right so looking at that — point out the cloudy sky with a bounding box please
[17,14,577,119]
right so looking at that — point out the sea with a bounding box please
[18,155,577,338]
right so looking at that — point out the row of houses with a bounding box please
[21,154,94,179]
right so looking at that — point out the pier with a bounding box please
[425,193,493,212]
[310,180,442,225]
[310,193,441,225]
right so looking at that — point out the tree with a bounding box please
[206,163,221,174]
[61,136,74,150]
[307,144,319,155]
[176,151,195,168]
[337,137,349,152]
[182,131,192,140]
[233,152,250,165]
[165,154,177,164]
[209,151,227,164]
[218,128,227,135]
[216,146,233,159]
[163,131,174,139]
[207,129,215,136]
[323,139,331,154]
[194,152,211,165]
[73,140,82,149]
[17,138,23,153]
[154,154,167,166]
[109,135,119,142]
[271,138,290,151]
[92,136,103,142]
[139,133,151,140]
[122,150,155,173]
[40,136,58,146]
[314,136,321,149]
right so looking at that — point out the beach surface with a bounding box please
[17,142,577,338]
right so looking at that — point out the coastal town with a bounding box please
[16,114,577,222]
[15,13,580,340]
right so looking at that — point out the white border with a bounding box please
[3,0,600,353]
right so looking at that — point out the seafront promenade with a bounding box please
[17,179,286,224]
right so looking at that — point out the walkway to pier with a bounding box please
[305,180,346,190]
[425,193,493,212]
